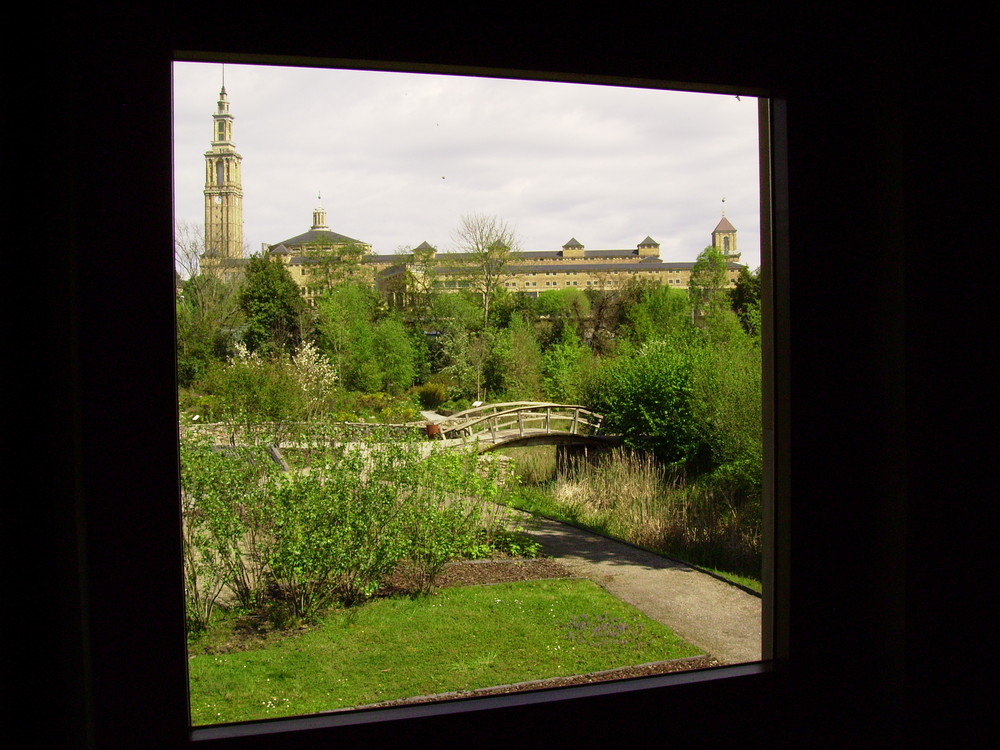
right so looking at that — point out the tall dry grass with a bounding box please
[552,448,760,581]
[499,445,557,485]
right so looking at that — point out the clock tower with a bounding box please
[203,85,244,261]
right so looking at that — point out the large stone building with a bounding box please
[199,86,745,300]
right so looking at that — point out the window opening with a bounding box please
[173,61,767,727]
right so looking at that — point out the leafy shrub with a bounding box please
[265,447,411,616]
[180,430,514,631]
[586,339,701,465]
[461,528,543,560]
[178,389,224,422]
[195,341,340,442]
[372,317,419,395]
[690,330,762,497]
[180,433,279,630]
[414,381,449,410]
[541,328,595,404]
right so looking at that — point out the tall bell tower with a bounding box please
[203,84,244,260]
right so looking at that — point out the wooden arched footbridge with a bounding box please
[428,402,623,452]
[184,402,623,456]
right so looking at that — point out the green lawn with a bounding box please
[189,578,701,724]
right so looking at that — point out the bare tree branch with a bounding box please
[450,213,522,327]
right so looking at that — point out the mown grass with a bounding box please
[188,578,701,724]
[498,446,761,592]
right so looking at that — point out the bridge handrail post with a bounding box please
[571,408,579,434]
[518,410,524,437]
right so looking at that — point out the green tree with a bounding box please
[430,289,483,334]
[176,273,242,388]
[438,328,477,401]
[583,278,659,355]
[623,283,693,346]
[535,288,591,347]
[315,282,382,392]
[729,265,762,338]
[438,327,500,402]
[691,333,762,495]
[401,242,440,319]
[238,254,306,354]
[489,288,539,328]
[542,327,596,404]
[301,240,371,293]
[373,317,418,395]
[504,313,544,399]
[174,221,243,387]
[536,288,590,321]
[451,213,522,328]
[688,246,730,322]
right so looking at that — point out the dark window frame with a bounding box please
[49,11,916,747]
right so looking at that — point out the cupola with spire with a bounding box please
[312,192,329,230]
[712,200,739,262]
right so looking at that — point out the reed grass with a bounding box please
[509,447,761,589]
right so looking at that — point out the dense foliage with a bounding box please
[176,228,763,605]
[237,253,306,354]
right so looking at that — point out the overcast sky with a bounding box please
[172,61,761,269]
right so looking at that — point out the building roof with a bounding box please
[713,216,737,233]
[425,259,738,275]
[269,228,367,252]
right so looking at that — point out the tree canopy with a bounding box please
[729,266,762,337]
[237,254,306,354]
[688,246,730,321]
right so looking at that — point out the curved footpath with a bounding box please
[520,515,762,665]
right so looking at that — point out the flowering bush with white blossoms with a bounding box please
[290,341,339,421]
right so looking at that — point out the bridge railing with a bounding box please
[436,402,604,442]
